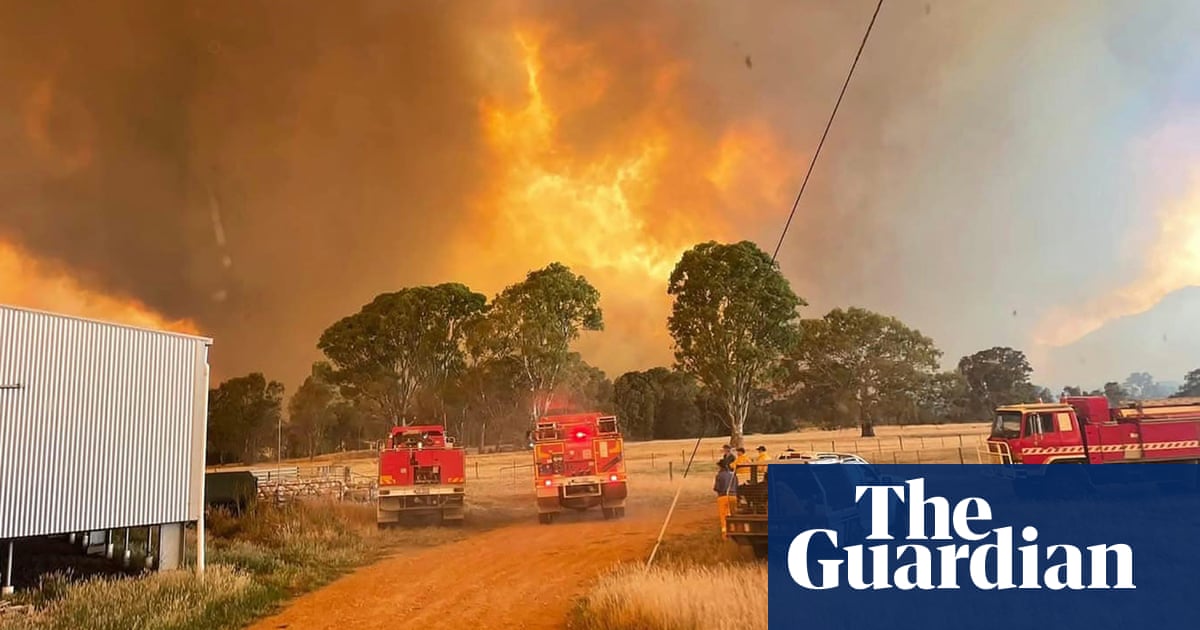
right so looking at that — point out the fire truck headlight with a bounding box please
[575,431,586,440]
[609,474,618,482]
[544,479,553,487]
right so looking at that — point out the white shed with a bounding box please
[0,304,211,590]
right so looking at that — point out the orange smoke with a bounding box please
[23,75,94,176]
[0,239,200,335]
[1034,175,1200,348]
[455,25,796,373]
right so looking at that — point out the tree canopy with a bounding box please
[667,240,803,447]
[486,262,603,419]
[957,347,1036,416]
[786,307,941,437]
[1174,368,1200,398]
[317,283,486,428]
[207,372,284,465]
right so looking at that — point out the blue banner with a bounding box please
[767,463,1200,629]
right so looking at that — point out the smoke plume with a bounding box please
[3,1,1200,392]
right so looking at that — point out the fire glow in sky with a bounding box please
[455,23,795,370]
[4,1,1200,390]
[0,239,199,336]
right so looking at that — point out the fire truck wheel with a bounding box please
[538,512,555,525]
[602,507,614,520]
[751,541,768,560]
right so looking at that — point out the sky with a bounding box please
[2,0,1199,396]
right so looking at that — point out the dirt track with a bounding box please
[246,503,712,630]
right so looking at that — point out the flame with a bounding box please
[1033,175,1200,348]
[474,28,680,281]
[455,26,796,371]
[0,239,200,335]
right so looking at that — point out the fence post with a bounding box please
[831,440,836,452]
[511,459,516,484]
[958,448,964,464]
[958,434,964,448]
[898,435,904,450]
[651,453,656,469]
[892,452,898,464]
[669,461,674,481]
[916,451,922,464]
[475,461,480,480]
[681,449,685,465]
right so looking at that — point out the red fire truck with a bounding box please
[376,424,466,527]
[531,412,628,524]
[979,396,1200,490]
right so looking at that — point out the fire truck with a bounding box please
[724,454,900,560]
[376,424,466,527]
[979,396,1200,491]
[531,412,627,524]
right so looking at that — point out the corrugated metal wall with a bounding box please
[0,305,211,539]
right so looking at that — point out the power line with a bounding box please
[771,0,885,264]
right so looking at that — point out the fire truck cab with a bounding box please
[979,396,1200,492]
[981,396,1200,466]
[377,424,466,527]
[531,412,627,524]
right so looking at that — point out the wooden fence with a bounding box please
[249,465,375,504]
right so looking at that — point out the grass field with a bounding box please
[1,422,989,630]
[570,529,766,630]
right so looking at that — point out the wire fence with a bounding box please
[471,431,991,485]
[227,431,994,499]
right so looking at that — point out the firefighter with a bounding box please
[714,460,738,540]
[719,444,735,469]
[733,447,751,483]
[755,445,770,462]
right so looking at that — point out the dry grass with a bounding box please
[2,566,262,630]
[3,500,465,630]
[572,564,767,630]
[569,525,767,630]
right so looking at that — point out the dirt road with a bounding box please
[246,502,712,630]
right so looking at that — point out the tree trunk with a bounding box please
[860,418,876,438]
[728,409,745,449]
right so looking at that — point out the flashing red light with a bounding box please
[544,479,553,487]
[575,431,586,440]
[609,474,618,482]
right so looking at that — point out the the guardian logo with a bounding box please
[788,478,1135,591]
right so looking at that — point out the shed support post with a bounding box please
[2,540,13,596]
[196,515,206,576]
[143,526,155,569]
[105,530,114,560]
[122,528,131,567]
[158,523,184,572]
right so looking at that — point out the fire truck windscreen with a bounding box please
[991,412,1022,439]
